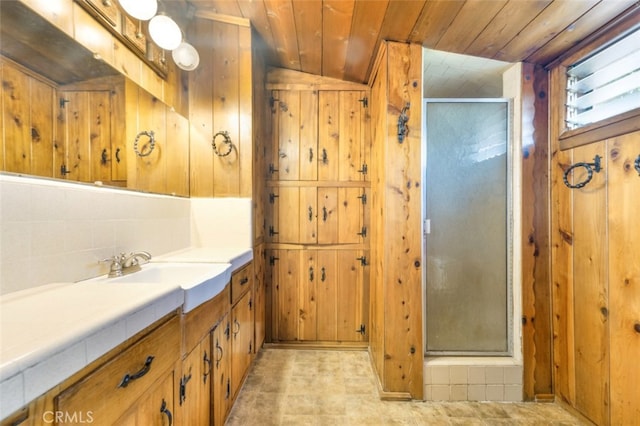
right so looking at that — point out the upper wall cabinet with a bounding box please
[0,1,192,196]
[268,90,370,182]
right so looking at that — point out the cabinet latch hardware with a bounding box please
[269,225,279,237]
[357,226,367,238]
[179,369,192,405]
[269,256,279,265]
[60,164,72,175]
[358,97,368,108]
[357,163,368,175]
[203,351,212,384]
[101,148,109,165]
[118,355,154,388]
[269,163,279,174]
[309,266,314,282]
[224,322,230,340]
[269,96,279,110]
[358,193,367,204]
[357,256,368,266]
[322,148,328,164]
[321,267,326,282]
[356,324,366,335]
[249,297,253,309]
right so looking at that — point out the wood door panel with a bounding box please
[338,91,363,181]
[278,187,300,243]
[571,142,609,426]
[277,90,301,180]
[64,91,91,182]
[88,91,111,183]
[318,187,338,244]
[29,78,54,177]
[338,187,363,244]
[212,316,231,426]
[608,132,640,425]
[300,187,318,244]
[337,250,365,342]
[274,250,300,341]
[299,250,318,341]
[299,90,318,181]
[316,250,337,341]
[318,91,340,181]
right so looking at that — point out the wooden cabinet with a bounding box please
[265,78,371,347]
[55,315,180,425]
[269,249,368,343]
[269,90,369,182]
[268,186,367,244]
[230,264,254,401]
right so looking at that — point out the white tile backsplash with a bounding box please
[0,175,191,295]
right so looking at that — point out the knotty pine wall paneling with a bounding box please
[368,41,423,400]
[519,63,553,401]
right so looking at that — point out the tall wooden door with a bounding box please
[273,249,300,341]
[608,133,640,425]
[571,142,609,426]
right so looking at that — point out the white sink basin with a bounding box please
[90,263,232,312]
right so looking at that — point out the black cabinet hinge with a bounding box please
[358,97,368,108]
[357,256,368,266]
[356,324,366,335]
[269,226,279,237]
[269,256,279,266]
[269,163,279,174]
[357,226,367,238]
[357,163,368,175]
[179,369,192,406]
[358,193,367,204]
[269,192,279,204]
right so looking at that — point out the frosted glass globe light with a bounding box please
[149,15,182,50]
[172,42,200,71]
[119,0,158,21]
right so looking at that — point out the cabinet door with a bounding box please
[299,250,318,341]
[609,133,640,425]
[1,63,55,177]
[116,371,176,426]
[337,250,368,342]
[316,250,338,341]
[180,335,211,426]
[318,91,368,182]
[272,249,300,341]
[272,90,318,181]
[254,246,266,350]
[231,290,254,400]
[338,187,365,244]
[212,316,231,426]
[318,187,338,244]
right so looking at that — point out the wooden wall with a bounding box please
[188,16,256,198]
[369,41,423,399]
[550,70,640,426]
[519,63,553,401]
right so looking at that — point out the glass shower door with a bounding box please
[424,100,511,355]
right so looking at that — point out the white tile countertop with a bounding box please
[0,281,183,420]
[152,246,253,271]
[0,246,253,420]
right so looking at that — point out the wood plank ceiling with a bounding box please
[185,0,639,84]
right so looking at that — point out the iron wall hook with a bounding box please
[397,103,410,143]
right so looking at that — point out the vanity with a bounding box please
[0,248,258,426]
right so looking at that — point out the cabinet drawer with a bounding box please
[82,0,119,27]
[231,262,252,305]
[122,14,147,54]
[55,315,180,425]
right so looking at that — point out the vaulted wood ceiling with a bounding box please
[185,0,638,84]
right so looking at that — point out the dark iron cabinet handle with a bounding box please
[118,355,154,388]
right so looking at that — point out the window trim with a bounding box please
[549,6,640,151]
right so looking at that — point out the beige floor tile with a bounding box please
[226,349,587,426]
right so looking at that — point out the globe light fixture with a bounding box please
[172,42,200,71]
[148,14,182,50]
[118,0,158,21]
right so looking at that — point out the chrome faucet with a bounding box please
[101,251,152,277]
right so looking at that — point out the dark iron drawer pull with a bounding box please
[118,355,154,388]
[240,277,249,285]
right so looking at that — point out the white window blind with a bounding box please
[566,26,640,130]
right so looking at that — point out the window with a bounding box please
[565,26,640,130]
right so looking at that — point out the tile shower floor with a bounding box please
[226,349,588,426]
